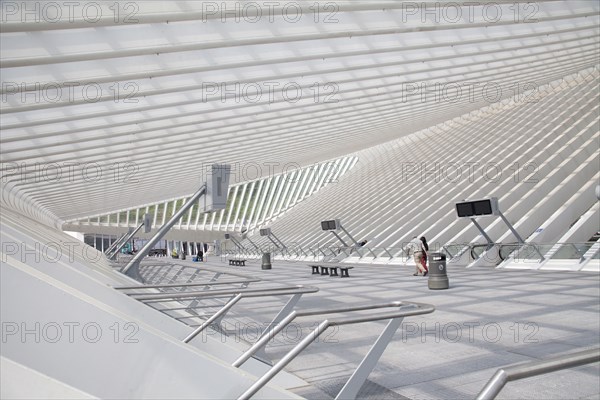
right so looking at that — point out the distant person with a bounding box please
[406,236,427,276]
[349,240,367,254]
[171,248,178,259]
[420,236,429,274]
[198,250,204,262]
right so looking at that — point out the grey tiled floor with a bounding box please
[176,258,600,399]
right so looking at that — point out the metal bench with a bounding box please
[229,259,246,266]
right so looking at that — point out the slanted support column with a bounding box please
[469,218,494,250]
[270,232,287,250]
[122,185,207,279]
[226,234,245,252]
[105,232,128,255]
[497,211,524,244]
[123,164,230,279]
[331,231,348,247]
[266,235,280,250]
[339,223,376,258]
[498,210,545,261]
[107,218,149,259]
[231,236,246,251]
[244,236,261,253]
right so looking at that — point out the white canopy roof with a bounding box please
[1,1,598,224]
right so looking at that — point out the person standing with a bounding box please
[420,236,429,274]
[406,236,427,276]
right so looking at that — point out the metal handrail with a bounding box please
[476,347,600,400]
[237,301,435,400]
[128,285,318,301]
[136,262,260,290]
[225,241,599,266]
[233,301,428,368]
[112,278,261,290]
[498,243,521,261]
[180,286,319,343]
[158,263,259,281]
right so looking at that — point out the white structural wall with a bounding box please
[247,71,600,253]
[0,207,300,399]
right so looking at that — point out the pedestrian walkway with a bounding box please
[198,258,599,399]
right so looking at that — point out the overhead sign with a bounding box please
[204,164,231,212]
[143,213,152,233]
[320,219,340,231]
[455,198,499,218]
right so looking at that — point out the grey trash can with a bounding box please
[428,252,449,290]
[180,252,186,261]
[261,253,272,270]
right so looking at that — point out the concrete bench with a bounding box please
[308,264,354,277]
[229,259,246,266]
[329,266,354,277]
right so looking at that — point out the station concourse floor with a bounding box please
[177,256,600,400]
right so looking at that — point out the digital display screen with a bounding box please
[456,203,473,217]
[473,200,492,215]
[321,220,338,230]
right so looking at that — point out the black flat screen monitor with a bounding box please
[456,202,473,217]
[473,200,493,215]
[321,220,338,230]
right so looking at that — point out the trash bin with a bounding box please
[428,252,449,290]
[261,253,272,270]
[180,252,186,261]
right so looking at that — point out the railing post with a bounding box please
[336,317,404,399]
[442,245,454,258]
[475,369,508,400]
[232,311,298,368]
[476,347,600,400]
[383,247,394,259]
[238,320,330,400]
[183,293,243,343]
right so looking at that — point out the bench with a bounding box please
[308,264,354,277]
[330,266,354,277]
[229,259,246,266]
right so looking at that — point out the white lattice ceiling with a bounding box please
[1,1,598,224]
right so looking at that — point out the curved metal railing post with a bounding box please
[236,301,435,400]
